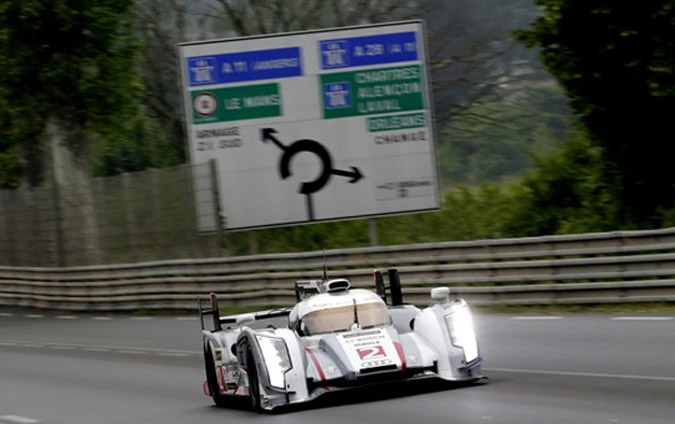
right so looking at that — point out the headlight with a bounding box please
[255,335,292,389]
[445,306,479,363]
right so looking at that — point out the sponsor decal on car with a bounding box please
[361,358,393,369]
[357,345,386,360]
[337,328,402,373]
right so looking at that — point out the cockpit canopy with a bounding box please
[301,301,391,335]
[289,286,392,336]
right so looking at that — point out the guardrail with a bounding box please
[2,227,675,311]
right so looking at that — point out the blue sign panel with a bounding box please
[323,82,352,109]
[187,47,302,86]
[319,31,418,69]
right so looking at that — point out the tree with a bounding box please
[439,84,570,185]
[0,0,179,187]
[0,0,175,186]
[517,1,675,226]
[134,0,195,167]
[502,130,621,235]
[208,0,415,35]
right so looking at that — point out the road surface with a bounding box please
[2,309,674,424]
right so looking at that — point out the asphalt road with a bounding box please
[2,309,675,424]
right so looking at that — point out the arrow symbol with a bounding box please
[261,128,287,151]
[331,166,363,183]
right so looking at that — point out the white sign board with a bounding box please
[178,21,439,230]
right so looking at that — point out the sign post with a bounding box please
[178,21,439,230]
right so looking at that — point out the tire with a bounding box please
[246,346,262,411]
[204,344,229,407]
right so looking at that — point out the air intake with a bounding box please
[326,279,351,292]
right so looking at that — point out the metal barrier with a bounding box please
[2,226,675,311]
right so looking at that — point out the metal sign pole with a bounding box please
[369,218,379,247]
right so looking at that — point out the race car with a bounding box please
[198,268,483,411]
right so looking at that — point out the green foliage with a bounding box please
[0,84,22,188]
[378,184,514,243]
[227,220,372,255]
[91,110,181,177]
[516,0,675,226]
[503,131,622,235]
[0,0,178,185]
[0,145,21,188]
[439,85,571,185]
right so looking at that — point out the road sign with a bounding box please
[178,21,439,230]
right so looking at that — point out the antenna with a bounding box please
[322,248,328,281]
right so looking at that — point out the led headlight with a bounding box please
[445,306,479,363]
[255,335,292,389]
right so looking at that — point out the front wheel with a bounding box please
[246,346,262,411]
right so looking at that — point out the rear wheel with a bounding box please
[204,344,229,407]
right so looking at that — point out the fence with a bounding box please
[0,163,221,267]
[2,226,675,311]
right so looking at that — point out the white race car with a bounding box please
[199,269,483,411]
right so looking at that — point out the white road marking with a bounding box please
[157,352,190,357]
[0,415,41,424]
[50,346,76,351]
[56,315,77,320]
[509,316,563,320]
[176,316,198,321]
[130,316,154,321]
[488,367,675,382]
[1,340,199,356]
[92,316,113,321]
[610,316,673,321]
[0,312,15,317]
[24,314,44,319]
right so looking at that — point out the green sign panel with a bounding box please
[367,112,426,132]
[191,83,281,124]
[320,65,425,119]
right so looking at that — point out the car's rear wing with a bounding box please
[198,293,291,332]
[373,268,404,306]
[294,280,323,301]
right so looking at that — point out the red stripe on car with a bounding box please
[306,348,330,391]
[394,342,407,371]
[217,365,227,393]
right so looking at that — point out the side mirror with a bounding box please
[430,287,451,303]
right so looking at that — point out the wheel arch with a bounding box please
[236,328,310,406]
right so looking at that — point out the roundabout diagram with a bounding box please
[261,128,363,220]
